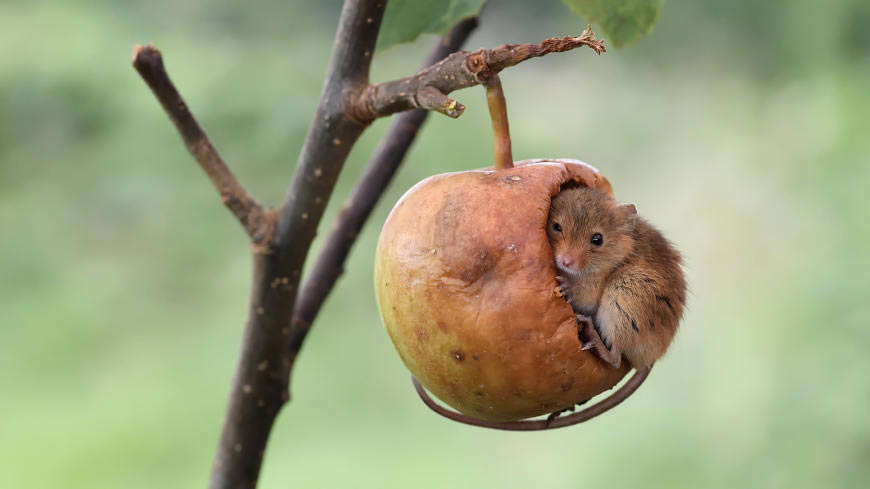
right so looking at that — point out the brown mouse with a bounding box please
[546,186,686,369]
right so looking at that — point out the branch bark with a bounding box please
[289,16,479,357]
[351,25,605,122]
[209,1,386,488]
[131,45,272,245]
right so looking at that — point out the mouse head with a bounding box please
[546,186,636,278]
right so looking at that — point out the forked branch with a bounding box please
[132,1,613,487]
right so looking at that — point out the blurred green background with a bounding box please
[2,0,869,487]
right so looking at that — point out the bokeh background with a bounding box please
[2,0,869,487]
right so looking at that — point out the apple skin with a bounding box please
[375,159,631,422]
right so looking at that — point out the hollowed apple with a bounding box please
[375,158,630,422]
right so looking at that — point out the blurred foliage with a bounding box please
[379,0,486,49]
[1,0,869,488]
[562,0,664,47]
[379,0,663,51]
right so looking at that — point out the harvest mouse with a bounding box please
[546,186,686,369]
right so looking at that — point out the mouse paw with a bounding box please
[556,277,574,302]
[575,315,598,350]
[576,314,622,369]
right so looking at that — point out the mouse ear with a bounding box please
[618,203,637,217]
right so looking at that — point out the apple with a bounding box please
[375,158,630,422]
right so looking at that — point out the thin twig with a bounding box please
[351,25,605,122]
[289,16,478,357]
[412,366,651,431]
[132,45,272,245]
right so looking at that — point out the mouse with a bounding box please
[546,186,686,369]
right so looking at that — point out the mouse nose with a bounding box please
[558,256,575,269]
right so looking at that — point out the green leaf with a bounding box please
[377,0,486,51]
[561,0,664,48]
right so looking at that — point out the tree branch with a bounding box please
[208,1,386,488]
[134,3,606,489]
[289,16,479,355]
[351,25,605,122]
[131,45,272,245]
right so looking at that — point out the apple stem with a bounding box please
[485,75,514,170]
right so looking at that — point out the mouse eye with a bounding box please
[590,233,603,246]
[551,222,562,233]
